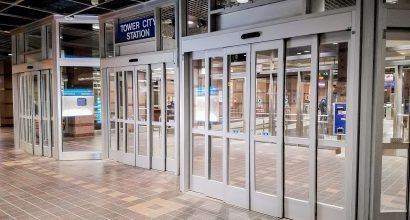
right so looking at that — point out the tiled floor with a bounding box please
[0,127,277,220]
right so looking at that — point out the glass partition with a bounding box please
[104,21,114,58]
[380,35,410,212]
[187,0,208,35]
[60,23,100,58]
[228,53,247,134]
[209,57,223,131]
[311,0,356,13]
[61,67,102,152]
[161,5,176,50]
[193,59,206,129]
[25,28,41,53]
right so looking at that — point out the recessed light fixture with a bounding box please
[92,24,100,30]
[8,53,12,56]
[304,50,310,53]
[297,52,302,55]
[188,21,194,25]
[237,0,249,3]
[333,42,338,45]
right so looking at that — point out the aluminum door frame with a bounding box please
[40,69,52,157]
[249,39,284,217]
[136,64,151,169]
[189,44,251,209]
[151,63,167,171]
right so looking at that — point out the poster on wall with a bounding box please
[62,88,94,117]
[116,16,155,43]
[333,103,346,135]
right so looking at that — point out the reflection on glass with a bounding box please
[161,5,176,50]
[126,71,134,119]
[109,71,116,119]
[166,127,175,159]
[210,136,223,182]
[256,49,278,136]
[229,139,246,188]
[126,124,134,153]
[166,66,176,123]
[255,142,277,195]
[117,71,124,119]
[285,45,311,137]
[33,74,39,116]
[152,125,163,158]
[25,28,41,52]
[228,53,246,133]
[152,67,162,122]
[317,42,348,208]
[380,37,410,212]
[138,125,148,156]
[187,0,208,36]
[284,45,311,201]
[210,57,223,131]
[192,134,205,177]
[61,67,102,152]
[34,120,40,146]
[110,122,116,151]
[118,123,124,151]
[285,144,309,200]
[311,0,356,13]
[104,22,114,58]
[193,59,206,129]
[138,68,148,121]
[60,23,99,58]
[215,0,259,10]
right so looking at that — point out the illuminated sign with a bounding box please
[116,16,155,43]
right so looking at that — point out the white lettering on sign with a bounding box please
[119,17,155,41]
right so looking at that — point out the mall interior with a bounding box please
[0,0,409,219]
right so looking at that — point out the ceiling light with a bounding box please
[92,24,100,30]
[297,52,302,55]
[8,53,12,56]
[304,50,310,53]
[237,0,249,3]
[188,21,194,25]
[333,42,338,45]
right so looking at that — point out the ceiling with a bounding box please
[0,0,150,61]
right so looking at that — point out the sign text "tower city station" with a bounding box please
[117,16,155,43]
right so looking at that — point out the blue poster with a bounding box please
[116,16,155,43]
[333,103,346,135]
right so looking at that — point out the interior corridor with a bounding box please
[0,127,275,220]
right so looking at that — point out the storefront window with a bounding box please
[187,0,208,36]
[60,23,99,58]
[161,5,176,50]
[61,67,102,152]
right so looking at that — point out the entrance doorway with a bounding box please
[17,70,52,157]
[190,33,353,220]
[106,59,177,172]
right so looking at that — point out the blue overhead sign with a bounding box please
[116,16,155,43]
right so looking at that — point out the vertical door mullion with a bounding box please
[161,63,166,169]
[245,45,251,201]
[122,68,127,156]
[249,44,257,210]
[309,35,319,220]
[147,65,152,169]
[277,39,285,218]
[133,66,137,165]
[222,51,228,186]
[204,56,210,179]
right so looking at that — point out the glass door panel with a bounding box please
[250,41,283,217]
[284,44,312,202]
[151,64,165,171]
[165,64,177,172]
[136,65,150,169]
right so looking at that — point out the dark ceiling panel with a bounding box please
[0,2,10,10]
[78,6,111,15]
[0,24,14,31]
[98,0,140,10]
[18,0,89,15]
[0,0,20,3]
[3,6,52,19]
[70,0,112,6]
[0,15,32,26]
